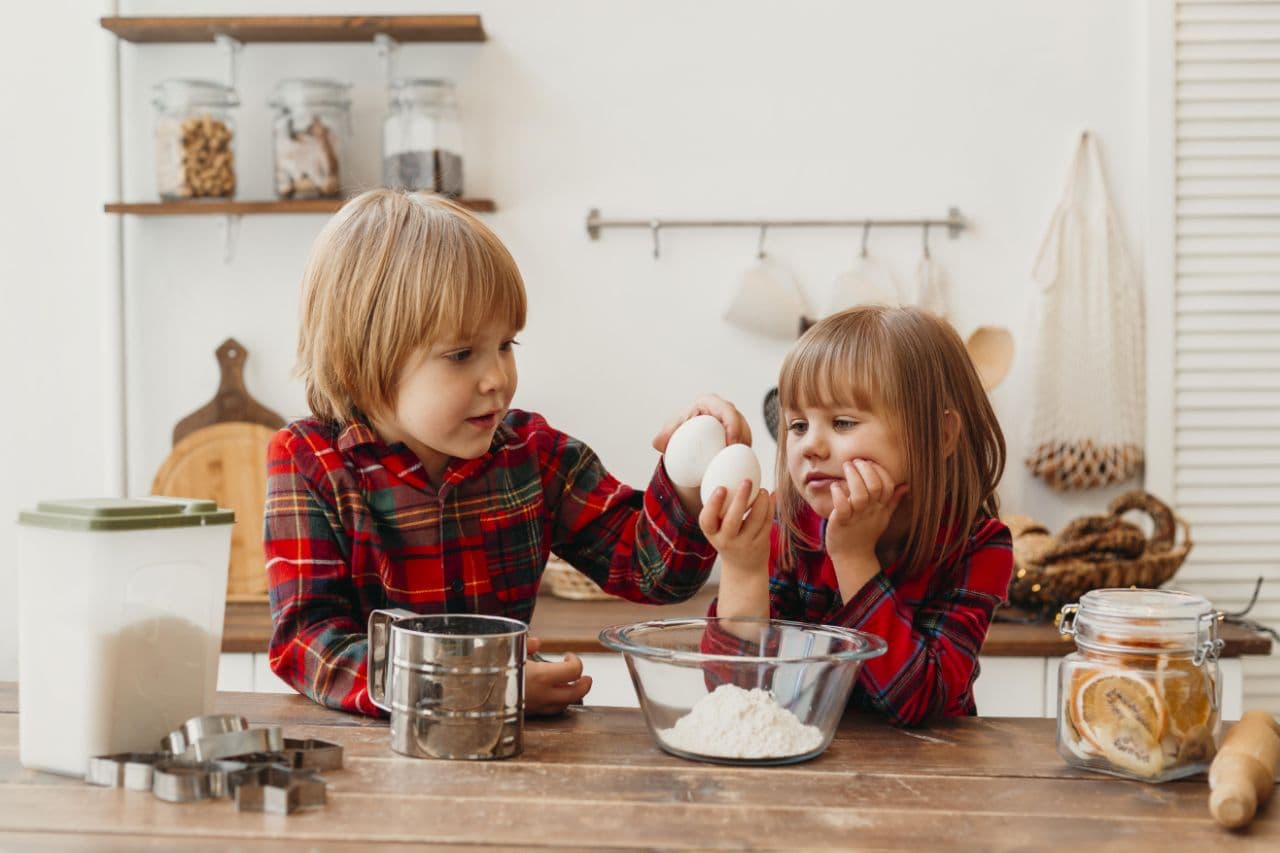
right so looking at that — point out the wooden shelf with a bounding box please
[100,15,486,44]
[105,198,496,216]
[220,590,1276,657]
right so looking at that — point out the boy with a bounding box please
[265,190,748,716]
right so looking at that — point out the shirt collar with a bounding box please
[335,416,518,489]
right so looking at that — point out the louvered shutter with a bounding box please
[1170,0,1280,713]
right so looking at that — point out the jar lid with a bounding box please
[269,78,352,109]
[1060,588,1222,660]
[388,78,457,108]
[18,497,234,531]
[153,78,239,109]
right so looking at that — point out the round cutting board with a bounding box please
[151,421,278,601]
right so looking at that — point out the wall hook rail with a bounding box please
[586,207,966,257]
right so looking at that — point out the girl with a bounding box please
[701,305,1013,726]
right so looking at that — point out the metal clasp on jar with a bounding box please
[1194,610,1225,666]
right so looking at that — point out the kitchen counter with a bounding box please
[1,682,1275,848]
[223,587,1274,657]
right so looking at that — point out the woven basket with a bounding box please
[541,556,617,601]
[1006,490,1194,614]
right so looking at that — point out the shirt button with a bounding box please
[450,578,465,594]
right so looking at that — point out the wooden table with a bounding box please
[1,683,1276,849]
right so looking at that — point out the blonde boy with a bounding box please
[265,190,748,716]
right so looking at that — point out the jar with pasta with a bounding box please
[152,79,238,200]
[268,79,351,200]
[1057,588,1223,783]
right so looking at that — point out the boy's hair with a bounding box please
[774,305,1006,579]
[296,190,526,423]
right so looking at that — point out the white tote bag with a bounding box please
[1025,132,1145,490]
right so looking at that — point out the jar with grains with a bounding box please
[152,79,238,200]
[1056,588,1223,782]
[382,78,464,197]
[268,79,351,200]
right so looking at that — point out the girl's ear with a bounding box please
[941,409,962,459]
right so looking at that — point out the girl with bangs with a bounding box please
[701,306,1013,726]
[265,190,749,717]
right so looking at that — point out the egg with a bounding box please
[700,443,762,506]
[663,415,727,487]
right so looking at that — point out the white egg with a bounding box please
[663,415,727,487]
[700,443,762,506]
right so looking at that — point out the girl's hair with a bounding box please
[296,190,526,423]
[775,305,1005,578]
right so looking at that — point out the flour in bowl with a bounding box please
[658,684,824,759]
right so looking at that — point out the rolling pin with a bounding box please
[1209,710,1280,829]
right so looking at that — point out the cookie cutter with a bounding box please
[162,714,249,755]
[184,726,285,762]
[233,765,327,815]
[152,758,247,803]
[86,752,169,791]
[280,738,344,771]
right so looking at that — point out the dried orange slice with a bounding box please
[1071,671,1168,750]
[1157,656,1213,739]
[1098,718,1165,778]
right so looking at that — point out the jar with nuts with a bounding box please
[152,79,238,200]
[269,79,351,200]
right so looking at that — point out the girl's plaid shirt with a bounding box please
[264,409,716,716]
[707,509,1013,726]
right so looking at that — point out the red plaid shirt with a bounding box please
[264,409,715,716]
[709,507,1012,726]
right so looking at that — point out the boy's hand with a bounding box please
[699,480,773,621]
[525,636,591,715]
[825,459,908,583]
[652,394,752,517]
[651,393,752,453]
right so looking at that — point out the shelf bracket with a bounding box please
[374,33,399,88]
[219,214,242,264]
[213,33,243,90]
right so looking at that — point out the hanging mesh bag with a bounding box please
[1026,132,1145,491]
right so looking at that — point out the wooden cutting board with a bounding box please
[152,339,285,601]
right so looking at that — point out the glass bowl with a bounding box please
[598,616,887,765]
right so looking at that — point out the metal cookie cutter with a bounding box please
[185,726,284,762]
[86,752,169,791]
[280,738,344,772]
[163,714,249,755]
[152,758,247,803]
[233,766,326,815]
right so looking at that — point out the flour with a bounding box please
[658,684,824,760]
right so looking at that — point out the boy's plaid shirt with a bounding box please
[707,508,1013,726]
[264,409,715,716]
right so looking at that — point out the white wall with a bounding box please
[1,0,1150,680]
[0,1,117,680]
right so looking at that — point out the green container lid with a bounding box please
[18,497,235,531]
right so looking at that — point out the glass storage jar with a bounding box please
[152,79,238,200]
[268,79,351,200]
[382,78,464,197]
[1056,588,1223,783]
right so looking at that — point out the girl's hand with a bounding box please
[699,479,773,569]
[525,636,591,715]
[825,458,909,568]
[651,394,752,453]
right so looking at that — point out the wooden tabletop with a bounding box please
[224,588,1274,657]
[0,683,1275,849]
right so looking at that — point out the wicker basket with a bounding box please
[1006,490,1193,614]
[541,555,617,601]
